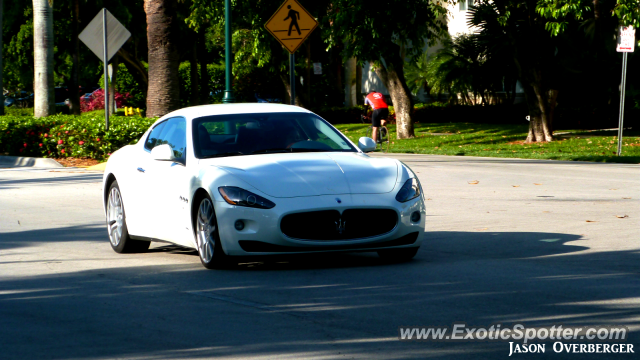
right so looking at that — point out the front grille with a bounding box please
[280,209,398,240]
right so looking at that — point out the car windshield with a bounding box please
[192,112,357,159]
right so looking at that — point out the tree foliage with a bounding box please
[325,0,448,64]
[326,0,449,138]
[536,0,640,36]
[423,34,507,105]
[404,52,429,96]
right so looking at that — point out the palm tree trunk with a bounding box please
[33,0,55,118]
[68,0,81,115]
[144,0,181,117]
[0,0,4,116]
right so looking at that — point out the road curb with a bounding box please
[85,163,107,171]
[0,155,64,168]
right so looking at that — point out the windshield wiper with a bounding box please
[252,148,291,154]
[202,151,245,158]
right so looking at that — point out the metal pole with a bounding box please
[222,0,235,103]
[289,53,295,105]
[617,52,628,156]
[102,8,109,131]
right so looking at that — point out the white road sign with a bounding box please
[79,9,131,62]
[616,26,635,53]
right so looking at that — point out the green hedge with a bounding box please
[0,114,155,161]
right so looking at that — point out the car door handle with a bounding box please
[137,167,145,173]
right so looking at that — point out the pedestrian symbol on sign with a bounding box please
[285,5,301,36]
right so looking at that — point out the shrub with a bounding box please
[100,63,148,109]
[312,106,367,124]
[0,114,155,160]
[4,105,72,116]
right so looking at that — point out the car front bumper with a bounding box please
[213,192,426,256]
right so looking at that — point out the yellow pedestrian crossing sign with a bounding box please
[265,0,318,54]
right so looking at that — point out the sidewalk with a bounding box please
[0,155,63,168]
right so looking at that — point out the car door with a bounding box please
[147,117,193,246]
[122,120,168,238]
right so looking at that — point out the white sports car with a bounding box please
[102,104,426,269]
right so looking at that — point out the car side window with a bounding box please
[144,121,167,151]
[156,117,187,163]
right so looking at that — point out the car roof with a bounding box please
[162,103,313,120]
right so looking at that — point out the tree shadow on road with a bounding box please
[1,226,639,359]
[0,172,103,190]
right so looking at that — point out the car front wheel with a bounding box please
[195,195,230,269]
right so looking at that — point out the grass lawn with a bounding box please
[335,123,640,164]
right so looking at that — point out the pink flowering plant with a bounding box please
[80,89,132,113]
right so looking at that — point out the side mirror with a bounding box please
[358,137,376,153]
[151,144,176,162]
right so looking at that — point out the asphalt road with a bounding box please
[1,154,638,359]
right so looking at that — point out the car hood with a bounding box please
[200,152,398,198]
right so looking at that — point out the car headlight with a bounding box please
[395,178,421,203]
[218,186,276,209]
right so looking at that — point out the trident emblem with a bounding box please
[335,219,346,234]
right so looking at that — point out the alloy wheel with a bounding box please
[197,198,216,264]
[107,187,124,247]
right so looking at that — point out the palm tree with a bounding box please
[33,0,55,117]
[424,34,505,105]
[144,0,181,117]
[68,0,81,115]
[404,52,430,96]
[0,0,4,116]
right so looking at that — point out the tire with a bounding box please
[106,180,150,253]
[380,127,389,142]
[365,126,373,139]
[194,194,230,269]
[377,247,419,262]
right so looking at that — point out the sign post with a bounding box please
[102,9,109,129]
[79,9,131,131]
[615,26,635,156]
[265,0,318,105]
